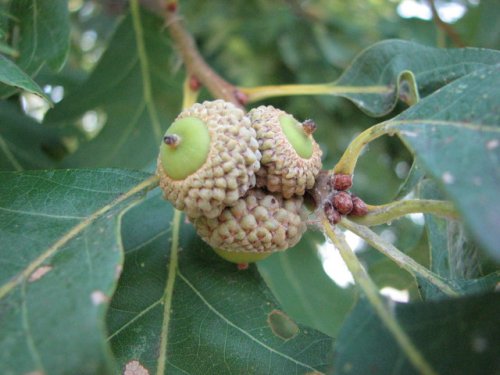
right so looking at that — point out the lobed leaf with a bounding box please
[257,232,358,337]
[334,40,500,116]
[390,64,500,261]
[334,293,500,375]
[0,169,154,374]
[108,190,333,375]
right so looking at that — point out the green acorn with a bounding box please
[157,100,261,219]
[248,106,322,198]
[191,188,307,263]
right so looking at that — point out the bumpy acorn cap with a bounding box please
[157,100,261,219]
[191,188,307,263]
[248,106,322,198]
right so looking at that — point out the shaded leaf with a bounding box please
[9,0,69,72]
[334,39,500,116]
[334,293,500,375]
[44,8,181,170]
[418,180,499,300]
[108,190,333,375]
[0,169,154,374]
[0,101,60,171]
[257,231,358,337]
[388,64,500,261]
[0,55,49,101]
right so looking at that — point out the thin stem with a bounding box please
[322,219,438,375]
[339,218,460,297]
[240,83,390,104]
[131,0,162,140]
[165,9,243,106]
[426,0,465,47]
[182,75,200,109]
[156,208,182,375]
[333,121,393,175]
[352,199,459,226]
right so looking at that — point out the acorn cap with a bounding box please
[157,100,261,218]
[248,106,322,198]
[191,188,307,263]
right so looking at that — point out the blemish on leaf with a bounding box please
[442,172,454,184]
[124,360,149,375]
[267,309,299,341]
[115,264,123,279]
[91,290,109,305]
[486,139,498,150]
[28,266,52,282]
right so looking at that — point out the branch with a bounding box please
[164,6,245,107]
[426,0,465,47]
[351,199,459,226]
[339,218,460,297]
[322,219,439,375]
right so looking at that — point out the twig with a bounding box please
[164,6,245,107]
[322,219,438,375]
[339,218,460,297]
[426,0,465,47]
[352,199,458,226]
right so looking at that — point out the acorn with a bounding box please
[248,106,322,198]
[191,188,307,263]
[157,100,261,219]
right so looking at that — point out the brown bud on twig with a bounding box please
[189,75,202,91]
[234,90,248,106]
[331,174,353,191]
[324,201,341,225]
[350,195,368,217]
[333,191,353,215]
[166,1,177,12]
[302,119,317,135]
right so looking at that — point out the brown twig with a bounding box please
[163,6,245,107]
[426,0,465,47]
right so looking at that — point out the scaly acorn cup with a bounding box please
[191,188,307,263]
[157,100,261,219]
[248,106,322,198]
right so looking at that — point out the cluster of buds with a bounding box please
[323,174,367,225]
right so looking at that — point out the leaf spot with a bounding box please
[91,290,109,305]
[28,266,52,282]
[399,130,418,137]
[124,360,149,375]
[442,172,454,184]
[115,264,123,279]
[267,309,299,341]
[486,139,498,150]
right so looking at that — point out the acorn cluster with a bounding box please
[157,100,323,264]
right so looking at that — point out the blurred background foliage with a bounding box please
[1,0,498,305]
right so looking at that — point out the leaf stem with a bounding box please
[339,218,460,297]
[130,0,163,140]
[156,208,182,375]
[322,219,438,375]
[352,199,458,226]
[239,83,389,104]
[333,121,392,175]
